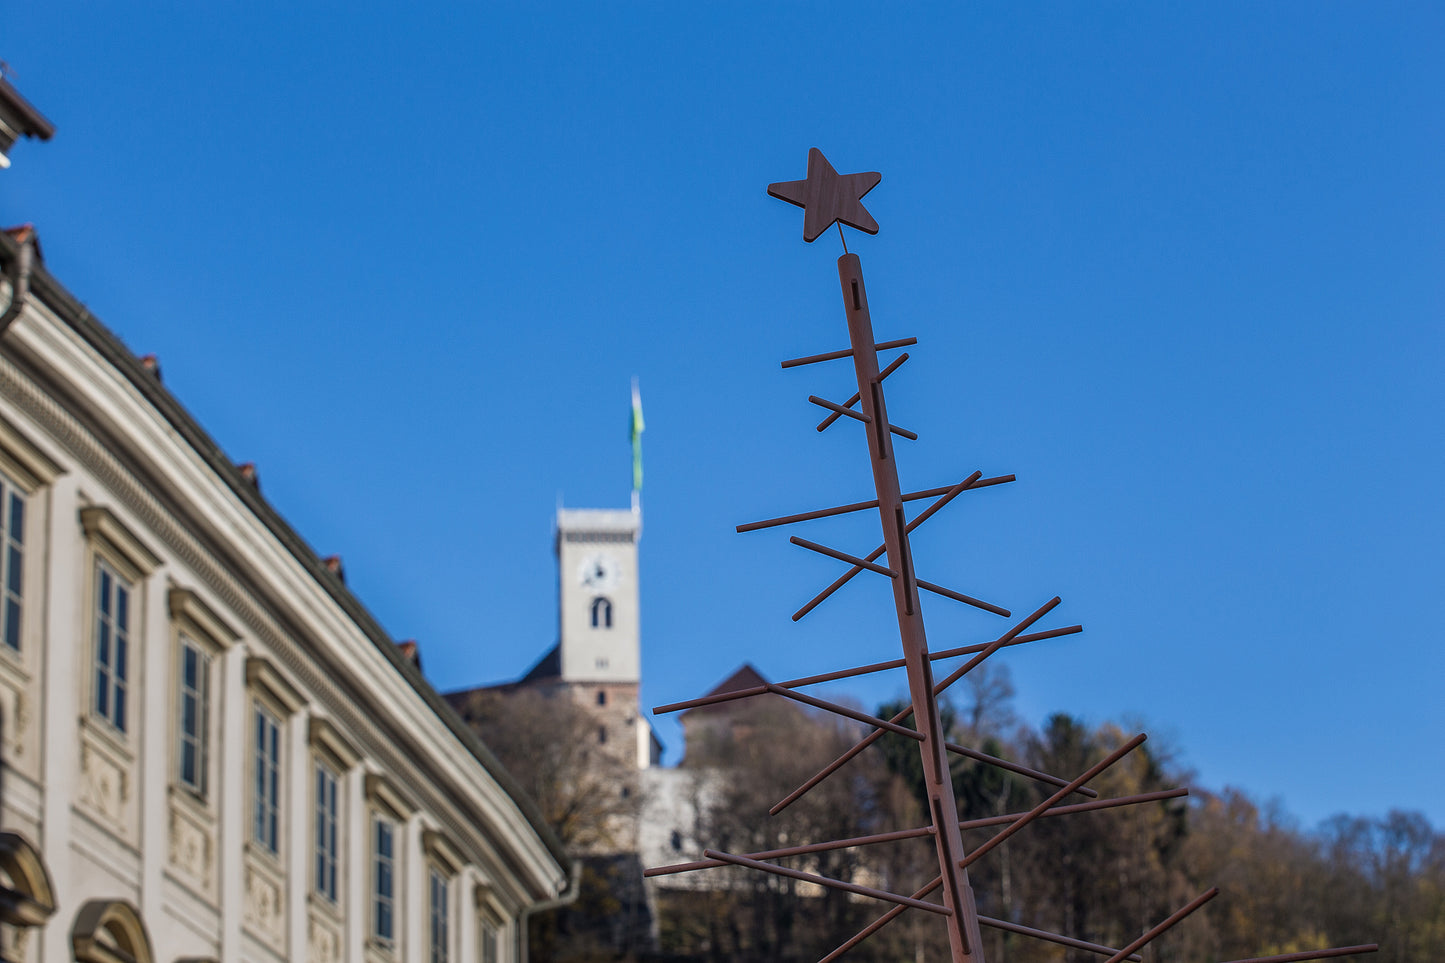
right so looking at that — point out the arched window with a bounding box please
[589,597,612,629]
[71,899,153,963]
[0,832,55,928]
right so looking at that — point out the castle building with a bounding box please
[0,76,570,963]
[448,507,661,848]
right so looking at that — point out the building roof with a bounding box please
[678,663,770,717]
[0,227,570,879]
[0,76,55,143]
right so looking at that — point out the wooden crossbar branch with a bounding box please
[786,472,1013,621]
[650,622,1082,715]
[735,472,1013,533]
[644,788,1188,878]
[704,850,952,915]
[819,869,1149,963]
[771,598,1090,816]
[958,734,1146,870]
[820,735,1150,963]
[781,336,917,369]
[817,350,911,430]
[809,393,918,439]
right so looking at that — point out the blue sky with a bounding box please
[5,4,1442,827]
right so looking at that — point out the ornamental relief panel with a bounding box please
[0,681,38,780]
[168,804,215,897]
[2,919,30,961]
[308,915,340,963]
[78,739,130,832]
[244,862,285,948]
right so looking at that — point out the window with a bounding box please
[429,867,449,963]
[596,690,606,707]
[479,919,498,963]
[597,726,607,745]
[373,816,396,945]
[589,596,612,629]
[253,705,281,854]
[93,561,131,732]
[0,477,24,652]
[177,638,211,796]
[315,762,340,902]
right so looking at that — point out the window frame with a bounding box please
[314,759,340,903]
[91,558,132,734]
[252,702,282,855]
[243,655,306,862]
[422,829,463,963]
[479,917,499,963]
[0,413,61,675]
[589,596,612,629]
[365,772,416,959]
[167,587,237,807]
[78,506,159,746]
[0,474,27,654]
[371,813,397,948]
[429,866,450,963]
[176,636,211,796]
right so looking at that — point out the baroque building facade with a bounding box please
[0,79,571,963]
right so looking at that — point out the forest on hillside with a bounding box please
[466,668,1442,963]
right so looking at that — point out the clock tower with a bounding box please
[556,507,641,684]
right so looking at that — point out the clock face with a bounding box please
[578,553,619,591]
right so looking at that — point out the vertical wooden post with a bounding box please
[837,252,986,963]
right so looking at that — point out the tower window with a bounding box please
[590,596,613,629]
[598,726,607,745]
[596,690,607,707]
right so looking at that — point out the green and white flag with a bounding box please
[629,379,644,492]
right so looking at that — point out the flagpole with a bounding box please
[630,377,644,516]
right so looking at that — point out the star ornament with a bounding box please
[768,148,882,243]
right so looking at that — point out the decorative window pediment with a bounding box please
[421,828,464,878]
[79,506,160,580]
[168,588,239,651]
[364,772,417,822]
[0,413,62,490]
[309,715,360,771]
[245,655,305,715]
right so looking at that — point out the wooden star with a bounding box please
[768,148,882,243]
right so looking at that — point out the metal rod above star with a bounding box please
[768,147,882,242]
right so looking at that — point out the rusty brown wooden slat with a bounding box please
[809,394,873,423]
[817,352,911,430]
[1217,946,1380,963]
[765,683,925,741]
[979,916,1143,961]
[1101,889,1219,963]
[959,734,1147,870]
[779,336,917,368]
[772,599,1066,816]
[818,877,944,963]
[790,536,897,577]
[703,850,951,915]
